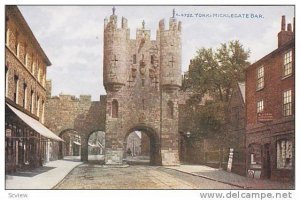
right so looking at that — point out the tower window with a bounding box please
[151,55,154,64]
[167,101,174,119]
[112,99,119,118]
[133,54,137,64]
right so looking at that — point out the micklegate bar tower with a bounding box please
[103,8,182,165]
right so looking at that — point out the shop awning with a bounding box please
[6,103,64,142]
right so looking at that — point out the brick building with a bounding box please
[245,16,295,181]
[5,6,63,173]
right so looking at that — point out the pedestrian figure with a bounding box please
[127,148,132,156]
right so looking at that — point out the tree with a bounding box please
[183,40,250,139]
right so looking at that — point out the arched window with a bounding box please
[112,99,119,118]
[167,100,174,119]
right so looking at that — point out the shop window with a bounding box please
[277,139,293,169]
[249,144,262,166]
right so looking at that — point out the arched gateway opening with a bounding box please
[59,129,81,161]
[87,131,105,164]
[124,126,161,166]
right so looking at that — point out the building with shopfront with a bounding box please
[245,16,295,181]
[5,5,63,173]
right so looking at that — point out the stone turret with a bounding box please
[103,7,129,92]
[159,16,182,92]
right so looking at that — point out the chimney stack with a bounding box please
[278,15,294,47]
[281,15,286,31]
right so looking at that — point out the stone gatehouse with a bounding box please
[45,9,182,166]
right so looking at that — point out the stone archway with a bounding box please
[58,129,81,160]
[86,130,106,164]
[124,126,161,165]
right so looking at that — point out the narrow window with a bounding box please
[41,100,45,123]
[283,90,292,116]
[14,31,18,55]
[257,99,264,113]
[25,53,29,68]
[23,83,27,109]
[283,50,292,77]
[30,90,34,113]
[37,95,40,117]
[112,99,119,118]
[14,75,19,103]
[167,101,174,119]
[256,66,264,90]
[133,54,136,64]
[151,55,154,64]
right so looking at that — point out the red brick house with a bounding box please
[245,16,295,182]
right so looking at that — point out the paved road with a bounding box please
[54,164,239,189]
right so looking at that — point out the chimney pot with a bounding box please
[281,15,286,31]
[287,23,292,31]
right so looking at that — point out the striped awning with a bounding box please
[6,103,64,142]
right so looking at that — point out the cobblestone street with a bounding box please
[54,164,239,189]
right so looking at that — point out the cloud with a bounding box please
[19,5,294,100]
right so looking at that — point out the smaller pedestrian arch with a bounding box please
[58,129,81,160]
[86,130,106,164]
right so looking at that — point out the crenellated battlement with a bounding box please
[159,18,182,32]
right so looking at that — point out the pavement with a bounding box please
[166,165,294,189]
[5,157,294,189]
[5,158,83,189]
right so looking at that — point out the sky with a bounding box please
[18,5,294,101]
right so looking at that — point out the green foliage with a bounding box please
[183,40,250,139]
[183,40,250,103]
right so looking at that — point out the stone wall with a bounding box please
[44,84,106,161]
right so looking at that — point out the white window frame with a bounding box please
[283,50,292,77]
[283,89,292,116]
[256,66,264,90]
[257,99,264,113]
